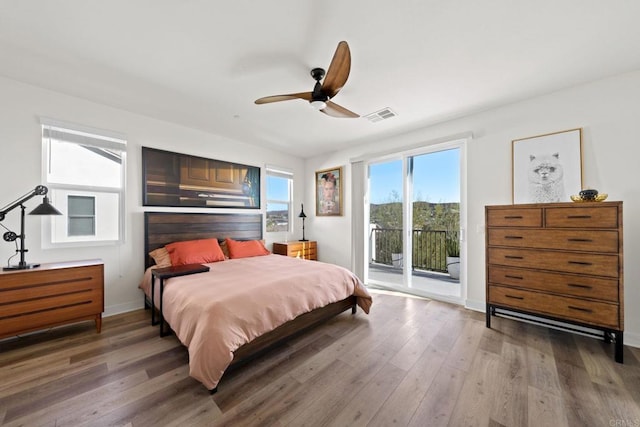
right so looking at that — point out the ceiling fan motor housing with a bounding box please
[310,67,326,81]
[310,68,329,102]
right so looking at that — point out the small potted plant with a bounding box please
[390,231,403,268]
[445,231,460,279]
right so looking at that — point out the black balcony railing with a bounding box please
[370,228,458,273]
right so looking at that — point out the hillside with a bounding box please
[370,201,459,230]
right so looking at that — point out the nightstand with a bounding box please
[272,241,317,260]
[151,263,210,336]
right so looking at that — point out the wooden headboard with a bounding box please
[144,212,263,269]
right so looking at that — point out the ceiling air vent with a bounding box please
[365,108,397,123]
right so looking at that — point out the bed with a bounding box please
[141,212,372,392]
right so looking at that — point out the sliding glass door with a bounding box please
[366,142,463,301]
[409,148,461,298]
[368,159,404,286]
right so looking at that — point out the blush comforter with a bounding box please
[140,254,372,390]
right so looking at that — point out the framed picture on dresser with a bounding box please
[512,128,583,204]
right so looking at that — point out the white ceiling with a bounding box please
[1,1,640,158]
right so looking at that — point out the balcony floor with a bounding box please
[367,262,461,298]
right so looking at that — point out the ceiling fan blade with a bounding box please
[322,41,351,99]
[321,101,359,118]
[255,92,312,104]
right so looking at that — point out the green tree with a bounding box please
[370,190,460,270]
[371,190,402,229]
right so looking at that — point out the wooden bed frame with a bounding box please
[144,212,357,392]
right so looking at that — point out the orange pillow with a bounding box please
[165,238,226,266]
[225,238,270,259]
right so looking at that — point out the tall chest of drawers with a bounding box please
[485,202,624,362]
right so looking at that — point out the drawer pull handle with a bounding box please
[505,236,523,240]
[568,261,593,266]
[568,283,593,289]
[505,275,523,280]
[504,215,523,219]
[568,306,593,313]
[505,295,524,300]
[505,255,523,259]
[567,238,592,242]
[567,215,592,219]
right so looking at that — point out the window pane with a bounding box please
[68,195,95,216]
[267,202,289,232]
[69,217,95,236]
[49,140,122,188]
[266,170,292,233]
[368,159,404,285]
[412,148,460,203]
[267,175,289,201]
[43,122,126,246]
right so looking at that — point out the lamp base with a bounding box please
[299,239,309,241]
[3,263,40,271]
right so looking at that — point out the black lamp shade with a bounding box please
[29,196,62,216]
[298,203,306,218]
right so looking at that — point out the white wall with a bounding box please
[305,70,640,347]
[0,76,305,315]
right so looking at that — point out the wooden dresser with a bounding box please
[0,259,104,339]
[272,241,317,260]
[485,202,624,362]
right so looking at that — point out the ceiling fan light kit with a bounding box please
[310,100,327,110]
[254,41,359,118]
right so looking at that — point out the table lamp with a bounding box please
[0,185,62,270]
[298,203,308,241]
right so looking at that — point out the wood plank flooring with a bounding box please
[1,290,639,426]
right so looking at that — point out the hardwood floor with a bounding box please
[1,290,639,426]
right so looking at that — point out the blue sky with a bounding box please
[266,175,290,212]
[369,148,460,204]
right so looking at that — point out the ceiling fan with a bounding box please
[254,41,359,118]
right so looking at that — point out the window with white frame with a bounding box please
[266,167,293,233]
[41,119,126,246]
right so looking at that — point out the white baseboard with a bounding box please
[464,298,485,312]
[104,300,144,317]
[625,331,640,349]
